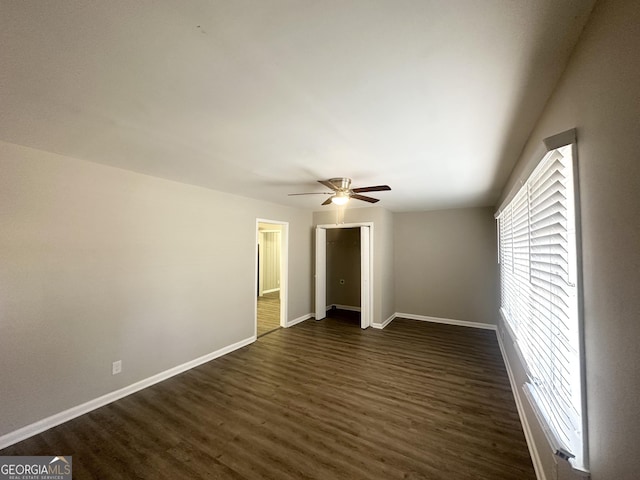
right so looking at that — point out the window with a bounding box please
[497,131,587,470]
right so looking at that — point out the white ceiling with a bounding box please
[0,0,595,211]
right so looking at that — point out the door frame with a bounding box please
[315,222,374,329]
[255,219,289,336]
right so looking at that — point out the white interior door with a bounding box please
[360,226,371,329]
[315,227,326,320]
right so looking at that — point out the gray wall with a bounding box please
[313,207,395,325]
[394,208,498,325]
[497,0,640,478]
[326,228,361,308]
[0,140,313,436]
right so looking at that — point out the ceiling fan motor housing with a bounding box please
[329,178,352,191]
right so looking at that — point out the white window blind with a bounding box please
[497,144,585,469]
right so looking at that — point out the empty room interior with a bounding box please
[1,1,639,479]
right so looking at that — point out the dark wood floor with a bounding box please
[1,314,535,480]
[257,292,280,337]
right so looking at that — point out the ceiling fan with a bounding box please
[288,178,391,206]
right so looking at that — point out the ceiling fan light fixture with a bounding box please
[288,177,390,206]
[331,192,349,205]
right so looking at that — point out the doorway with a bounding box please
[256,219,288,337]
[315,223,373,329]
[326,228,361,324]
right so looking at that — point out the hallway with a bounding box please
[257,291,280,336]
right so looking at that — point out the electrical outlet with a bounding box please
[112,360,122,375]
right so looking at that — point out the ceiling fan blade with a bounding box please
[288,192,333,196]
[352,185,391,193]
[321,197,333,206]
[351,194,380,203]
[318,180,339,191]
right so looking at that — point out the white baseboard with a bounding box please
[326,304,361,312]
[496,329,546,480]
[286,313,312,328]
[395,312,497,331]
[262,288,280,294]
[372,313,396,330]
[0,335,256,450]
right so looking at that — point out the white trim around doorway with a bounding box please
[255,219,289,337]
[315,222,374,329]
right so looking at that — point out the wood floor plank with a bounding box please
[1,314,535,479]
